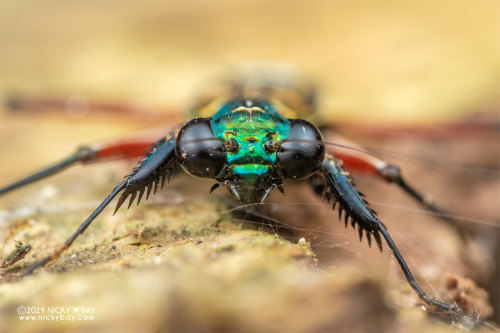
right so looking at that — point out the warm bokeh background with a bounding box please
[0,1,499,332]
[0,0,499,175]
[1,0,500,121]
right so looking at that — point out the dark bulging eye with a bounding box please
[277,119,325,179]
[175,118,226,178]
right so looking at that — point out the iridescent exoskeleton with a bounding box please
[0,68,461,318]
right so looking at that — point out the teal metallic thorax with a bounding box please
[209,99,290,202]
[210,99,290,176]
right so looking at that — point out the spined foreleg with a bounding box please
[310,155,458,315]
[21,134,179,275]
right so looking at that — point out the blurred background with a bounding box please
[0,1,499,332]
[0,0,499,173]
[2,0,500,120]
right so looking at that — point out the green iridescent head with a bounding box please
[175,99,325,204]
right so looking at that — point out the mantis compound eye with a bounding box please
[175,118,227,178]
[277,119,325,179]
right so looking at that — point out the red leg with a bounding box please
[326,140,465,235]
[327,143,396,181]
[89,140,155,162]
[0,139,156,196]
